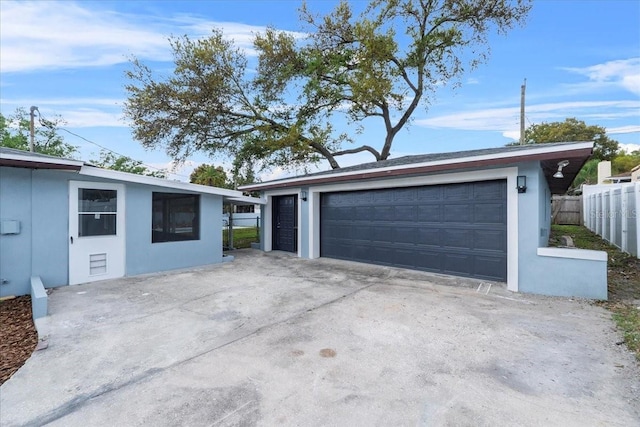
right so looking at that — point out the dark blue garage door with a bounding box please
[320,180,507,282]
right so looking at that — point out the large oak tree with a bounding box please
[124,0,531,171]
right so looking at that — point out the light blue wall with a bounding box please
[0,167,33,297]
[125,183,222,276]
[31,170,71,288]
[0,167,224,296]
[517,163,608,299]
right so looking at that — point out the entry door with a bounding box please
[273,195,297,252]
[69,181,125,285]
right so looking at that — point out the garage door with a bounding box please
[320,180,507,281]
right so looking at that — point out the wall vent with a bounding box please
[89,253,107,275]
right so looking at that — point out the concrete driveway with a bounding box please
[1,250,638,426]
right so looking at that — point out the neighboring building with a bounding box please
[241,141,608,300]
[0,147,264,302]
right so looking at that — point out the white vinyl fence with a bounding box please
[583,182,639,258]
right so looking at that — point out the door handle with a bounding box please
[70,236,74,244]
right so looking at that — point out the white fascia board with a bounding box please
[241,141,594,190]
[79,165,250,198]
[0,152,84,168]
[226,195,267,205]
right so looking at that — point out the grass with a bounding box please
[223,227,259,249]
[550,224,640,360]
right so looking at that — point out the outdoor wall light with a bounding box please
[516,175,527,193]
[553,160,570,179]
[301,190,308,201]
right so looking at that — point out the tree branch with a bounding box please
[331,145,381,160]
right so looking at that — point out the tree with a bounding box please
[189,164,231,188]
[0,108,77,158]
[124,0,531,171]
[523,118,619,161]
[613,151,640,173]
[91,150,166,178]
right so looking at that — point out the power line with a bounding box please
[37,114,191,180]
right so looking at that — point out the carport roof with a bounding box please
[239,141,594,194]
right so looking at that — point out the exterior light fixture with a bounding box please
[516,175,527,193]
[553,160,570,179]
[301,190,308,201]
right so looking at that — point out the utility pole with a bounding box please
[519,79,526,145]
[29,106,38,152]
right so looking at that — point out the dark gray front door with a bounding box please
[320,180,507,281]
[273,195,297,252]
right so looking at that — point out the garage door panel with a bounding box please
[444,204,472,222]
[474,181,506,199]
[415,251,444,270]
[417,228,440,246]
[444,253,473,276]
[321,180,506,282]
[395,205,417,221]
[442,229,472,249]
[417,186,443,201]
[373,191,393,203]
[372,206,394,221]
[475,203,506,223]
[474,230,507,251]
[417,204,441,221]
[474,256,507,280]
[395,227,417,244]
[444,183,470,200]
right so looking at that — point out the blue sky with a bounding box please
[1,0,639,181]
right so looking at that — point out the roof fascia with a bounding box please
[241,142,594,191]
[79,165,248,198]
[0,151,84,169]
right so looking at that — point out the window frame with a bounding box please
[152,192,201,243]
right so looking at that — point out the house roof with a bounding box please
[0,147,265,205]
[0,147,84,170]
[239,141,594,194]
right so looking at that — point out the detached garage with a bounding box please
[240,142,609,299]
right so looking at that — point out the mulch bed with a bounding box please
[0,296,38,386]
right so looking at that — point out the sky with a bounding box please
[1,0,639,182]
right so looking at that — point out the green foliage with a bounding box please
[189,164,231,188]
[91,150,166,178]
[0,108,77,158]
[572,158,599,188]
[223,227,259,249]
[612,151,640,174]
[523,118,620,161]
[124,0,531,171]
[611,306,640,361]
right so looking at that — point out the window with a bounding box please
[152,193,200,243]
[78,189,117,237]
[235,205,255,213]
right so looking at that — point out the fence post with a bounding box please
[256,216,260,243]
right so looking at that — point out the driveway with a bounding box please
[1,250,638,426]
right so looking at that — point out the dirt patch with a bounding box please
[319,348,336,358]
[0,296,38,385]
[550,225,640,360]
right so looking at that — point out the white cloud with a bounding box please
[417,100,640,141]
[620,143,640,154]
[607,125,640,134]
[0,1,297,73]
[564,58,640,96]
